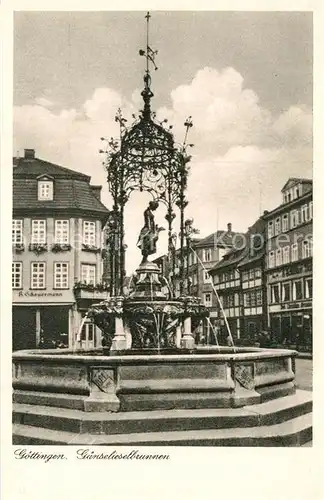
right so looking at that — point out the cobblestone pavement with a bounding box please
[295,358,313,391]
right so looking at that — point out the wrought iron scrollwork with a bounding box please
[101,12,194,296]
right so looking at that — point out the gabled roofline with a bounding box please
[281,177,313,192]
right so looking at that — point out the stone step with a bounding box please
[13,391,312,435]
[12,412,312,446]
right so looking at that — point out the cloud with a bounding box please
[13,66,312,273]
[35,97,55,108]
[156,67,312,153]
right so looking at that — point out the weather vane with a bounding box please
[139,12,158,73]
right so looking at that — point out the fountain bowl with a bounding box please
[13,345,298,413]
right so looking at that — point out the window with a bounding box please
[291,243,298,262]
[268,251,275,269]
[309,201,313,219]
[271,284,280,304]
[204,293,212,307]
[294,185,300,199]
[228,295,234,308]
[203,271,210,283]
[275,248,282,266]
[268,221,274,238]
[192,274,197,286]
[218,248,227,260]
[31,262,46,289]
[290,210,299,229]
[249,269,254,279]
[293,281,303,301]
[275,217,281,236]
[302,239,312,259]
[12,262,22,289]
[283,246,290,264]
[250,291,256,307]
[213,274,219,284]
[282,283,290,302]
[282,214,289,232]
[234,293,239,306]
[242,271,248,282]
[55,220,69,244]
[38,181,53,200]
[31,220,46,244]
[12,219,23,244]
[203,248,212,262]
[54,263,69,289]
[81,264,96,285]
[256,290,262,306]
[305,278,312,299]
[83,221,96,246]
[301,204,309,223]
[244,293,251,307]
[255,268,261,278]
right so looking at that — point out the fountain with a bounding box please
[12,12,312,446]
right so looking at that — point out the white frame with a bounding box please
[55,220,69,244]
[38,180,53,200]
[282,214,289,232]
[267,221,274,238]
[30,262,46,289]
[83,221,96,246]
[54,262,69,289]
[292,280,303,301]
[12,219,23,244]
[31,219,46,244]
[81,263,96,285]
[12,262,22,289]
[203,248,212,262]
[291,243,299,262]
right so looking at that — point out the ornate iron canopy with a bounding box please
[102,12,193,296]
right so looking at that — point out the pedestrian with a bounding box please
[226,334,234,347]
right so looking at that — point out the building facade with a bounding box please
[12,149,110,351]
[209,218,266,344]
[154,224,244,342]
[263,178,313,349]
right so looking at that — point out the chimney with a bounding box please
[227,222,232,233]
[91,185,102,201]
[24,149,35,159]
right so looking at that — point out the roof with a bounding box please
[281,177,313,192]
[262,190,312,219]
[209,218,265,273]
[13,157,90,181]
[13,157,110,219]
[193,230,245,248]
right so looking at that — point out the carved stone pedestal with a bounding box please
[129,261,167,300]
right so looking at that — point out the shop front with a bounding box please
[12,289,75,351]
[269,304,312,350]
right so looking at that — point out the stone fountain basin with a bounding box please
[12,347,297,412]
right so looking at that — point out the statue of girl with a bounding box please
[137,200,164,263]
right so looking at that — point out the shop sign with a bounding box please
[13,289,74,303]
[18,291,63,298]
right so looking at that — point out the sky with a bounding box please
[13,11,313,273]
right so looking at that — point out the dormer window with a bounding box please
[37,175,54,200]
